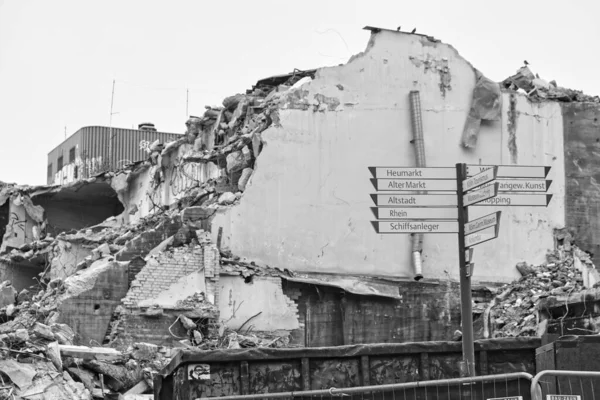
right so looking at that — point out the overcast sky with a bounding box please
[1,0,598,185]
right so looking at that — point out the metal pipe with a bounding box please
[530,370,600,400]
[213,372,533,400]
[409,91,426,280]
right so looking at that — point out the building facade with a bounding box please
[47,124,182,185]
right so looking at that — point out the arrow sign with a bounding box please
[369,167,455,180]
[371,220,459,234]
[462,166,497,192]
[464,226,499,248]
[495,179,552,192]
[464,211,501,235]
[463,183,499,206]
[371,207,458,220]
[370,194,457,207]
[466,165,550,179]
[473,193,553,206]
[371,178,457,191]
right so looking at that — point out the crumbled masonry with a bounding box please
[2,35,600,398]
[481,229,599,339]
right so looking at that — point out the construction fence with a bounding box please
[204,371,600,400]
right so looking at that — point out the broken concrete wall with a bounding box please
[208,30,565,283]
[49,240,93,280]
[218,275,300,332]
[57,259,129,345]
[562,102,600,266]
[1,199,37,252]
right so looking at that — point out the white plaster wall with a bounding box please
[209,31,565,283]
[138,270,206,308]
[218,276,299,331]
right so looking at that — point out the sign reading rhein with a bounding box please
[368,162,553,378]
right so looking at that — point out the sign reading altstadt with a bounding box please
[370,194,457,207]
[368,162,553,379]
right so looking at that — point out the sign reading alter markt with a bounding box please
[368,162,553,381]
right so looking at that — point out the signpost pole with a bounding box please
[456,162,476,377]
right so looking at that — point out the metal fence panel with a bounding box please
[531,370,600,400]
[204,372,533,400]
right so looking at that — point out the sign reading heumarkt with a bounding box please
[371,220,459,234]
[369,167,455,180]
[368,163,552,381]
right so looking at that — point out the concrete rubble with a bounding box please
[502,65,600,103]
[481,229,600,339]
[2,30,600,398]
[0,73,327,397]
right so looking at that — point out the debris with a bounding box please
[178,315,196,330]
[47,341,63,371]
[59,344,125,362]
[486,233,593,338]
[0,359,36,389]
[0,282,17,308]
[124,379,150,395]
[502,66,600,103]
[461,72,501,149]
[218,192,237,205]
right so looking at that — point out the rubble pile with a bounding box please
[502,65,600,103]
[485,233,596,338]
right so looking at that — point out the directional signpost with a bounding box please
[369,162,553,378]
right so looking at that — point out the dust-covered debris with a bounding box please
[502,65,600,103]
[483,229,597,338]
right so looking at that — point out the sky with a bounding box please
[1,0,598,185]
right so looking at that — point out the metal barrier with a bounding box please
[210,372,533,400]
[531,370,600,400]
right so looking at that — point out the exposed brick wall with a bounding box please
[115,217,182,262]
[122,245,203,307]
[562,103,600,264]
[127,256,146,287]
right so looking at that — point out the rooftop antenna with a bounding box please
[64,126,67,139]
[108,79,120,170]
[186,88,189,117]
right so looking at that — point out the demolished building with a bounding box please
[1,25,600,398]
